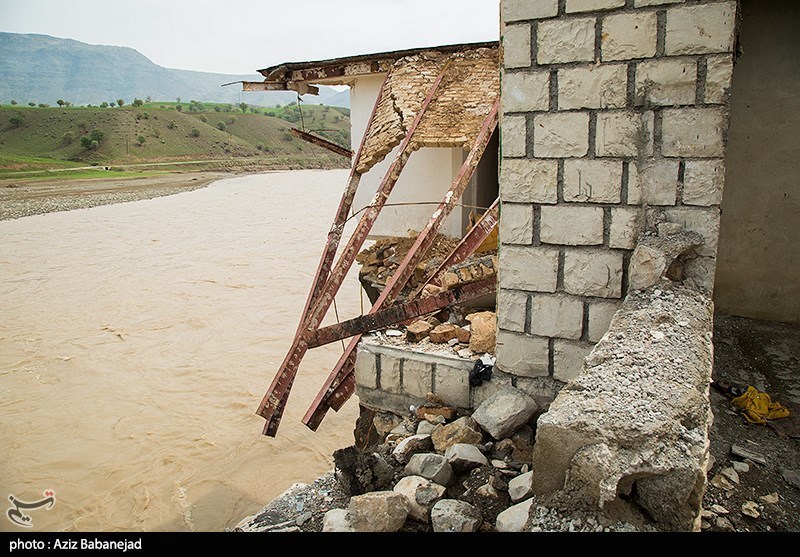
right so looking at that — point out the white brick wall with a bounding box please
[355,347,377,389]
[663,206,721,258]
[503,71,550,112]
[609,207,642,249]
[559,64,627,110]
[501,115,527,157]
[530,294,584,340]
[563,159,623,203]
[499,203,533,244]
[499,246,559,292]
[403,359,433,398]
[661,107,726,157]
[595,110,654,157]
[503,0,558,22]
[567,0,625,13]
[497,288,528,333]
[587,300,622,342]
[553,340,594,382]
[635,58,697,106]
[665,2,737,56]
[533,112,590,158]
[683,159,724,206]
[563,249,624,298]
[540,205,604,246]
[601,12,658,61]
[503,23,532,69]
[435,363,471,408]
[705,55,734,104]
[500,159,558,203]
[629,159,680,205]
[381,353,402,393]
[537,18,596,65]
[495,331,550,377]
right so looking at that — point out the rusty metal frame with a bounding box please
[290,128,353,159]
[256,60,453,436]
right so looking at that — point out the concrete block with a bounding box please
[704,55,734,104]
[587,299,622,342]
[496,498,535,532]
[405,453,454,487]
[503,23,532,69]
[514,376,561,407]
[540,205,604,246]
[558,64,627,110]
[553,339,594,382]
[431,500,483,532]
[566,0,625,13]
[508,471,535,502]
[537,17,596,64]
[393,476,445,523]
[348,491,409,532]
[500,159,558,203]
[501,114,527,157]
[435,363,471,409]
[498,246,559,292]
[495,330,550,377]
[355,347,377,389]
[402,358,433,399]
[445,443,489,475]
[595,110,653,157]
[609,206,642,250]
[503,70,550,112]
[665,2,737,55]
[663,206,720,257]
[499,203,533,245]
[563,158,623,203]
[380,352,402,393]
[563,249,624,298]
[601,11,657,62]
[634,0,681,5]
[635,58,697,107]
[533,112,590,158]
[497,289,528,333]
[683,159,724,206]
[530,294,584,340]
[471,369,514,409]
[472,385,539,439]
[661,107,727,158]
[503,0,558,22]
[629,159,679,206]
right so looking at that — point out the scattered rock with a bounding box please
[495,498,534,532]
[322,509,353,532]
[720,466,740,485]
[393,476,446,523]
[430,499,482,532]
[714,516,735,531]
[759,493,779,505]
[430,323,461,344]
[781,469,800,489]
[711,504,729,515]
[415,405,456,421]
[457,348,473,359]
[347,491,409,532]
[444,443,488,475]
[472,386,538,440]
[456,327,471,344]
[731,445,767,466]
[406,320,433,342]
[405,453,454,487]
[741,501,760,519]
[333,446,394,496]
[507,471,534,503]
[732,460,749,474]
[417,421,438,435]
[392,434,434,464]
[709,473,736,492]
[475,482,500,498]
[431,416,483,452]
[466,311,497,353]
[705,453,716,474]
[373,413,402,438]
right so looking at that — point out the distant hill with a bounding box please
[0,32,350,108]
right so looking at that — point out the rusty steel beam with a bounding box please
[302,100,500,430]
[290,128,353,159]
[307,278,497,348]
[256,60,454,436]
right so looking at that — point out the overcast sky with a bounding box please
[0,0,500,75]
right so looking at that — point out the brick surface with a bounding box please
[635,58,697,107]
[563,159,623,203]
[595,110,654,158]
[559,64,627,110]
[540,206,604,246]
[530,294,584,340]
[705,55,734,104]
[381,352,403,393]
[567,0,625,13]
[503,0,559,22]
[537,18,596,64]
[564,249,624,298]
[533,112,590,158]
[609,207,642,250]
[663,206,720,257]
[503,70,550,113]
[661,107,727,158]
[495,331,550,378]
[498,246,559,292]
[553,340,595,382]
[497,289,528,333]
[601,12,658,62]
[634,0,681,5]
[403,358,434,399]
[500,203,533,245]
[665,2,737,56]
[628,159,680,205]
[435,363,471,408]
[501,115,527,158]
[683,159,724,206]
[355,348,378,389]
[500,159,558,203]
[503,23,532,69]
[587,299,622,342]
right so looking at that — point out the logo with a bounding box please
[6,490,56,528]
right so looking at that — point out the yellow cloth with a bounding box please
[731,386,791,424]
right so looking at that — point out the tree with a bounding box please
[10,100,17,105]
[100,102,109,108]
[239,102,248,113]
[110,102,116,108]
[176,105,183,112]
[145,96,152,103]
[62,131,75,144]
[176,97,181,103]
[57,99,65,107]
[116,99,125,107]
[137,135,146,146]
[190,128,200,137]
[28,102,36,107]
[216,121,226,131]
[9,116,23,128]
[80,136,93,149]
[132,98,143,107]
[38,104,49,108]
[90,129,105,143]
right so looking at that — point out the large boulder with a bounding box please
[392,434,434,464]
[431,499,483,532]
[472,386,538,440]
[393,475,447,523]
[347,491,409,532]
[445,443,489,475]
[405,453,454,487]
[431,416,484,452]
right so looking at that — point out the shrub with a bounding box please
[166,121,176,130]
[216,121,226,131]
[228,116,235,124]
[9,116,23,128]
[80,136,93,149]
[176,105,183,112]
[28,102,36,107]
[90,139,99,150]
[89,129,104,142]
[10,100,17,105]
[190,128,200,138]
[256,143,263,151]
[132,99,143,107]
[137,135,146,146]
[199,114,208,123]
[282,131,293,141]
[62,131,75,144]
[38,104,49,108]
[109,102,116,108]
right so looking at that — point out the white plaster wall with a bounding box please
[349,74,466,239]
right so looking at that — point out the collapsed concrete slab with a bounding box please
[531,283,714,531]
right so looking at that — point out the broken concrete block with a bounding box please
[322,509,354,532]
[466,311,497,354]
[444,443,488,475]
[628,230,704,292]
[495,498,534,532]
[430,499,482,532]
[472,386,538,440]
[392,434,434,464]
[430,323,461,344]
[417,420,438,435]
[720,467,740,485]
[406,319,434,342]
[731,445,767,466]
[347,491,409,532]
[508,471,534,503]
[405,453,455,487]
[431,416,484,453]
[333,446,395,495]
[393,475,446,523]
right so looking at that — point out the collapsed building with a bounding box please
[240,0,799,532]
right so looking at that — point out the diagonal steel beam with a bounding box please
[302,100,500,430]
[290,128,353,159]
[256,60,454,436]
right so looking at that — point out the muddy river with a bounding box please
[0,169,363,532]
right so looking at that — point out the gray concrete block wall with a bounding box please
[498,0,736,384]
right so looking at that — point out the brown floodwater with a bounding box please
[0,169,363,532]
